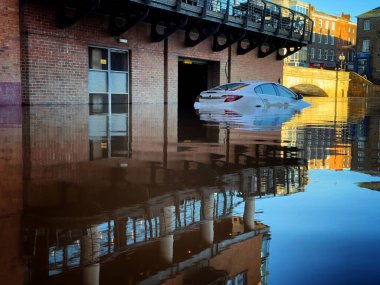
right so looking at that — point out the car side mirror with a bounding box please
[296,93,303,100]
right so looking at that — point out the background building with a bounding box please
[309,8,357,70]
[273,1,357,70]
[356,7,380,83]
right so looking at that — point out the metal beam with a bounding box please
[56,0,100,28]
[237,33,265,55]
[276,43,303,60]
[151,16,188,42]
[213,29,246,52]
[109,4,150,36]
[185,23,220,47]
[258,37,287,58]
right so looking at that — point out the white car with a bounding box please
[194,81,311,112]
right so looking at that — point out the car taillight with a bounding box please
[195,96,200,102]
[223,95,242,102]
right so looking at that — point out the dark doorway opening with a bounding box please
[178,59,208,109]
[177,58,220,142]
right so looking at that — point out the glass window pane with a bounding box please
[89,70,108,93]
[259,84,277,96]
[89,47,108,70]
[276,85,296,99]
[111,51,129,71]
[110,72,128,94]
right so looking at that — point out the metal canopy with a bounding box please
[31,0,313,59]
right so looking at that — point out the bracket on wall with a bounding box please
[185,23,220,47]
[276,43,303,60]
[151,15,188,42]
[258,37,287,58]
[213,29,246,52]
[237,33,264,55]
[109,4,150,36]
[56,0,100,28]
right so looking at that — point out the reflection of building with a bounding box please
[351,114,380,173]
[19,104,310,284]
[0,106,24,285]
[281,98,353,170]
[356,8,380,83]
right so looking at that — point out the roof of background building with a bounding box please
[357,7,380,18]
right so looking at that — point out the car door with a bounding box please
[255,83,287,105]
[274,84,298,105]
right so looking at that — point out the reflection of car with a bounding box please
[196,104,303,129]
[194,81,311,111]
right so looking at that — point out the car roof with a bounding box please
[234,81,278,86]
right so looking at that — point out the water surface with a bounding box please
[0,97,379,285]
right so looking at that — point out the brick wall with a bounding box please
[231,47,283,83]
[357,17,380,83]
[20,1,284,104]
[0,0,21,105]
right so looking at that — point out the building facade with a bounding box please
[0,0,312,106]
[273,1,357,70]
[356,7,380,83]
[309,7,357,70]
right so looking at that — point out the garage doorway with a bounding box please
[177,58,220,142]
[178,58,220,109]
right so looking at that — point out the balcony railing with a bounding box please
[135,0,313,43]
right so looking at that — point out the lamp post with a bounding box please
[338,53,346,71]
[335,53,346,99]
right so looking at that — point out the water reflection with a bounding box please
[1,97,380,284]
[19,103,307,285]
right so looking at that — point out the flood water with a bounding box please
[1,97,380,285]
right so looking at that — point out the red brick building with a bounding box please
[309,7,357,70]
[0,0,312,105]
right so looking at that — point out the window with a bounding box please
[330,50,335,61]
[257,84,277,96]
[364,20,370,30]
[310,48,315,59]
[318,49,322,59]
[332,22,335,30]
[324,50,328,60]
[318,33,322,43]
[319,19,322,27]
[312,32,316,42]
[348,37,351,45]
[362,40,370,52]
[276,85,297,99]
[88,47,129,104]
[324,35,328,44]
[348,27,351,33]
[211,82,249,91]
[330,35,335,45]
[325,21,329,29]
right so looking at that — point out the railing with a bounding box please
[177,0,313,43]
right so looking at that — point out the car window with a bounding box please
[276,85,297,99]
[210,83,249,91]
[254,86,263,94]
[258,84,277,96]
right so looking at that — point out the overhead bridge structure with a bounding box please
[56,0,313,59]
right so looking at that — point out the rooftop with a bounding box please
[357,7,380,18]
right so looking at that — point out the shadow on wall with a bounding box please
[290,84,329,97]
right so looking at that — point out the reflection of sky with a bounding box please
[255,170,380,285]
